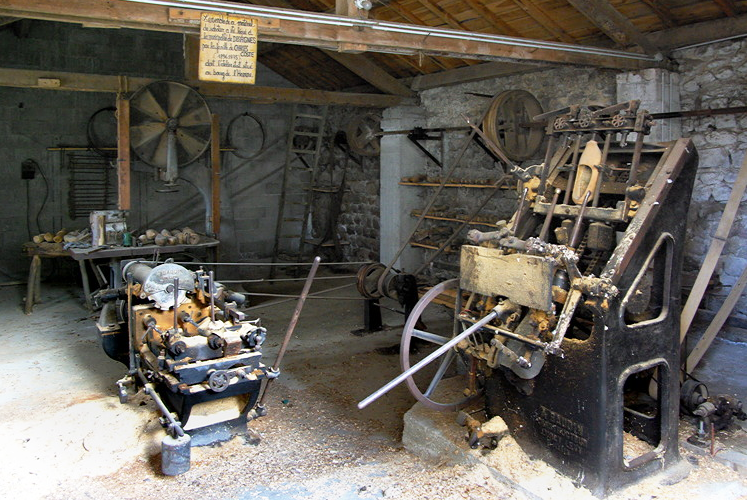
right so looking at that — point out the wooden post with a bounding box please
[686,264,747,372]
[680,152,747,343]
[116,96,131,210]
[211,113,221,238]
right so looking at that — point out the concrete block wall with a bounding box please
[0,20,298,280]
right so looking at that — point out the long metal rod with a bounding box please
[357,309,498,409]
[257,256,321,407]
[166,260,372,267]
[245,282,354,311]
[123,0,658,61]
[137,369,185,437]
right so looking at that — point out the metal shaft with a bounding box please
[209,271,216,322]
[172,278,179,331]
[539,188,561,242]
[357,309,498,409]
[257,256,321,407]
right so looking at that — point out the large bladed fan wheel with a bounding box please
[129,81,212,175]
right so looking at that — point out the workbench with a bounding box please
[24,239,219,314]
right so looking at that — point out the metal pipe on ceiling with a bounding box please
[122,0,660,62]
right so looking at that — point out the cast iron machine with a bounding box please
[98,260,274,474]
[360,101,699,496]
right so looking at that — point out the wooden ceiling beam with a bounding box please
[323,50,415,96]
[0,15,19,26]
[508,0,577,44]
[381,3,472,69]
[461,0,521,37]
[712,0,739,17]
[0,0,660,69]
[646,12,747,51]
[565,0,661,55]
[638,0,677,28]
[408,60,544,90]
[0,67,411,107]
[413,0,463,30]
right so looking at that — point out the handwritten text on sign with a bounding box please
[199,13,257,84]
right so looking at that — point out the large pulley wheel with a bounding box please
[129,81,212,172]
[482,89,544,162]
[346,112,381,156]
[400,279,481,411]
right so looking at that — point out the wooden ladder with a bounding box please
[270,105,329,277]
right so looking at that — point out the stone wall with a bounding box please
[398,67,617,278]
[675,38,747,317]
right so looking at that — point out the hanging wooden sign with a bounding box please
[198,12,257,84]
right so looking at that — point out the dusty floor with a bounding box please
[1,270,746,499]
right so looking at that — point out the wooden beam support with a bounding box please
[646,13,747,50]
[638,0,677,28]
[409,61,544,91]
[680,151,747,343]
[461,0,521,37]
[0,15,18,26]
[116,95,131,211]
[508,0,577,44]
[0,67,411,107]
[414,0,463,30]
[210,113,220,238]
[713,0,739,17]
[566,0,661,54]
[686,264,747,372]
[323,50,415,97]
[0,0,660,69]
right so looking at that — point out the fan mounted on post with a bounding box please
[129,81,212,191]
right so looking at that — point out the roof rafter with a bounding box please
[638,0,678,28]
[460,0,521,37]
[565,0,661,55]
[0,0,661,70]
[508,0,577,44]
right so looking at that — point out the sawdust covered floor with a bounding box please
[2,274,747,500]
[0,275,521,500]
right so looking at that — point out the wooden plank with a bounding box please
[647,12,747,50]
[409,60,543,90]
[0,67,410,107]
[210,113,220,238]
[0,0,660,69]
[460,0,521,37]
[322,50,415,97]
[680,151,747,343]
[116,95,131,211]
[565,0,661,54]
[712,0,738,17]
[507,0,577,44]
[686,264,747,371]
[638,0,678,28]
[414,0,463,30]
[0,15,18,26]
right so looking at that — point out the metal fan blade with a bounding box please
[132,89,168,122]
[167,83,191,118]
[152,130,170,167]
[131,122,166,148]
[176,128,208,159]
[179,105,211,127]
